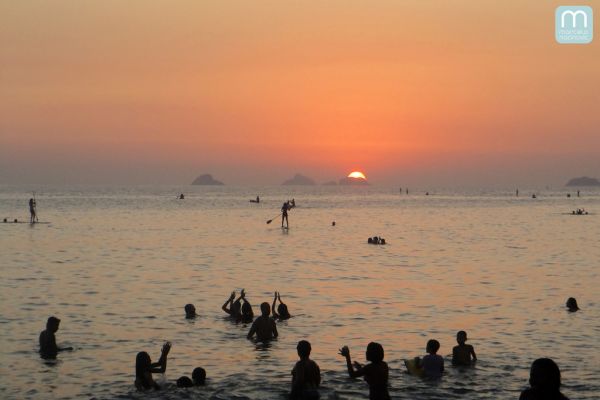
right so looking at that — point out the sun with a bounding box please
[348,171,367,180]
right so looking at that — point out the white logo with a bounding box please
[561,10,588,28]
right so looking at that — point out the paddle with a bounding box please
[266,213,282,224]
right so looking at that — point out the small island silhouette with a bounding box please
[282,173,316,185]
[566,176,600,187]
[191,174,224,185]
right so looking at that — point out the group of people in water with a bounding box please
[39,295,580,399]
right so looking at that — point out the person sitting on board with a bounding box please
[519,358,570,400]
[452,331,477,366]
[291,340,321,400]
[272,291,291,320]
[135,342,171,391]
[222,291,242,321]
[566,297,579,312]
[338,342,390,400]
[247,302,278,342]
[39,316,73,359]
[419,339,444,379]
[184,303,197,319]
[256,196,260,203]
[240,290,254,323]
[282,201,290,228]
[29,198,37,223]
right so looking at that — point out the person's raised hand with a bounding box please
[162,341,172,355]
[338,345,350,357]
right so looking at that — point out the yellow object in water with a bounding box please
[404,357,424,377]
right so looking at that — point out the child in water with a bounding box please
[565,297,579,312]
[452,331,477,366]
[135,342,171,391]
[519,358,570,400]
[39,316,73,359]
[247,302,278,341]
[222,290,242,321]
[420,339,444,378]
[272,291,291,320]
[291,340,321,400]
[176,366,206,387]
[338,343,390,400]
[184,303,197,319]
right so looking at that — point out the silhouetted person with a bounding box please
[291,198,296,207]
[406,188,408,194]
[519,358,569,400]
[192,367,206,385]
[176,376,193,387]
[516,189,519,197]
[257,196,260,203]
[577,190,580,197]
[240,290,254,323]
[29,198,37,223]
[332,221,336,226]
[39,316,72,359]
[567,193,571,198]
[247,302,278,341]
[185,303,197,319]
[338,343,390,400]
[135,342,171,391]
[291,340,321,400]
[282,201,290,228]
[272,291,291,320]
[222,290,242,321]
[566,297,579,312]
[419,339,444,378]
[452,331,477,366]
[179,194,185,199]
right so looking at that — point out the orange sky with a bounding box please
[1,1,599,186]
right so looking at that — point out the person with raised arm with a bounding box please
[272,291,291,320]
[338,343,390,400]
[222,290,242,321]
[135,342,171,391]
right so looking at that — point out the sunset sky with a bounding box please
[1,1,599,186]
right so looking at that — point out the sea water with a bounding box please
[0,185,599,399]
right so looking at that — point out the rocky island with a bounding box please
[191,174,224,185]
[566,176,600,187]
[282,173,316,185]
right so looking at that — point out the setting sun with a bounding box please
[348,171,367,180]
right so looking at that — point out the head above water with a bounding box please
[135,351,152,377]
[46,316,60,332]
[260,302,271,316]
[184,304,196,318]
[426,339,440,354]
[277,303,290,318]
[456,330,468,344]
[566,297,579,311]
[192,367,206,385]
[297,340,312,359]
[176,376,193,387]
[529,358,562,392]
[366,342,384,363]
[241,301,253,315]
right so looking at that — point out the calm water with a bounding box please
[1,185,599,400]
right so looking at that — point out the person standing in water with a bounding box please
[281,201,290,228]
[29,198,37,223]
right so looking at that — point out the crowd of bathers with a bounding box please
[39,295,580,399]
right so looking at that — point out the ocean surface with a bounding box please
[1,185,599,400]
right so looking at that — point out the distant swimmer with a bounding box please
[516,189,519,197]
[29,198,37,223]
[39,316,73,359]
[338,343,390,400]
[291,340,321,400]
[247,302,278,341]
[577,190,580,197]
[452,331,477,366]
[184,303,197,319]
[425,192,429,196]
[532,194,537,199]
[519,358,570,400]
[291,198,296,207]
[567,193,571,198]
[222,291,242,321]
[406,188,408,195]
[566,297,579,312]
[282,201,290,228]
[179,194,185,200]
[272,291,291,320]
[135,342,171,391]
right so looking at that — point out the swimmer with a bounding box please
[135,342,171,391]
[272,291,291,320]
[247,302,278,341]
[338,343,390,400]
[185,303,197,319]
[452,331,477,366]
[519,358,570,400]
[39,316,73,359]
[176,366,206,387]
[419,339,444,379]
[240,290,254,323]
[566,297,579,312]
[291,340,321,400]
[222,290,242,321]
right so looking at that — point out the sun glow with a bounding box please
[348,171,367,180]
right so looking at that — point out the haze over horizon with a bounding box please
[1,1,599,187]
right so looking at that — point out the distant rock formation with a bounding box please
[339,177,369,186]
[322,180,338,186]
[282,173,316,186]
[566,176,600,187]
[191,174,224,185]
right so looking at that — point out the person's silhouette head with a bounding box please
[366,342,384,363]
[426,339,440,354]
[231,300,242,316]
[456,330,468,345]
[135,351,152,377]
[260,302,270,317]
[192,367,206,385]
[46,316,60,333]
[277,303,290,318]
[176,376,193,387]
[185,304,197,319]
[297,340,311,359]
[242,301,253,316]
[566,297,579,312]
[529,358,562,393]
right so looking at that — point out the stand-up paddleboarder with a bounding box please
[281,201,290,228]
[29,198,37,223]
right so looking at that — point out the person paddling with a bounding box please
[29,198,37,223]
[282,201,290,228]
